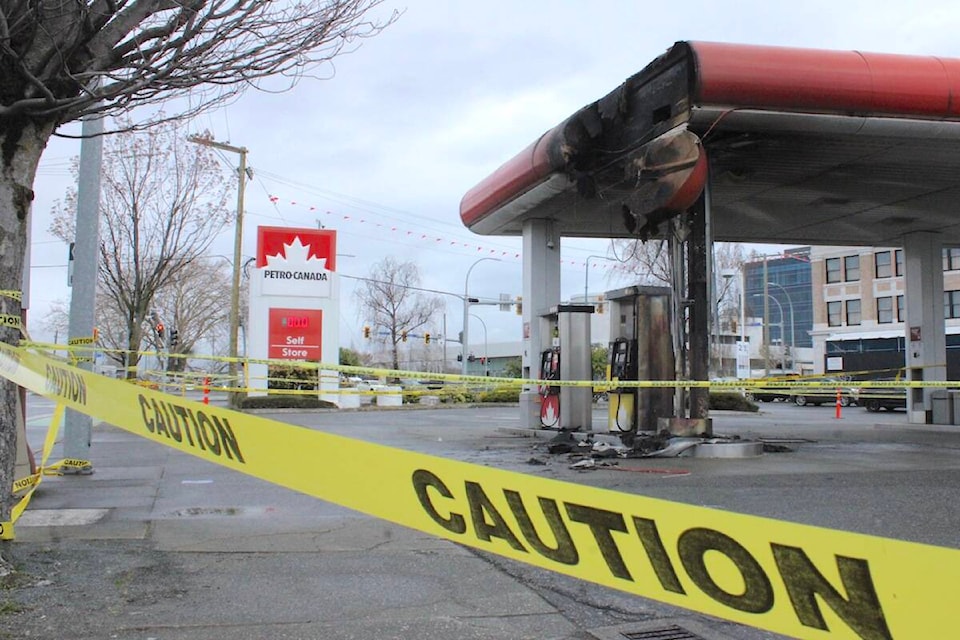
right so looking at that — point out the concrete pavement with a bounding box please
[4,398,958,639]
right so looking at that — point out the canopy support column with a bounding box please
[902,231,946,424]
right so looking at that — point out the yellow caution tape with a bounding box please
[14,339,951,393]
[12,474,39,493]
[42,458,94,475]
[2,342,958,638]
[0,289,22,302]
[4,401,68,540]
[0,314,22,329]
[67,336,96,346]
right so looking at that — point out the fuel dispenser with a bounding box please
[608,337,638,431]
[538,346,561,427]
[537,305,593,430]
[605,286,675,432]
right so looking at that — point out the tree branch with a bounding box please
[1,1,398,127]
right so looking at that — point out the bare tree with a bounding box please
[148,258,233,373]
[39,299,70,344]
[614,238,746,295]
[356,257,443,372]
[49,118,234,378]
[716,242,747,328]
[611,238,672,286]
[0,1,396,534]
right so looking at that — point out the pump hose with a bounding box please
[613,390,631,432]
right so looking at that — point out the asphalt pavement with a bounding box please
[3,396,959,639]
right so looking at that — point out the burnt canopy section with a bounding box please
[554,51,696,210]
[460,47,702,237]
[461,41,960,247]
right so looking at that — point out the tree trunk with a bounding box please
[391,328,400,372]
[126,328,142,379]
[0,117,56,530]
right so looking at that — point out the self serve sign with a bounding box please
[268,308,322,360]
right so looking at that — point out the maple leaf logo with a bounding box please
[264,236,328,269]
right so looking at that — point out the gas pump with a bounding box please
[536,305,593,430]
[605,286,675,432]
[539,347,561,427]
[608,337,638,431]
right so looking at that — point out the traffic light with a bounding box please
[401,330,408,342]
[155,322,165,339]
[424,332,431,344]
[515,296,523,316]
[596,295,605,314]
[363,326,371,339]
[170,329,179,347]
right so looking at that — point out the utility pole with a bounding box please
[762,257,770,378]
[64,111,104,467]
[188,136,248,406]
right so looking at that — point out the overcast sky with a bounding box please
[26,0,960,350]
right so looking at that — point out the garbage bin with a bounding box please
[931,390,952,424]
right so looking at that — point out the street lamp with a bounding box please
[470,313,489,375]
[715,270,736,377]
[463,257,501,376]
[767,281,796,354]
[753,293,786,373]
[584,254,616,302]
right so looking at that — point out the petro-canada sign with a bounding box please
[247,226,339,400]
[256,226,336,298]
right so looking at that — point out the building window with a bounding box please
[826,257,841,283]
[897,295,905,322]
[877,296,894,324]
[945,248,960,271]
[875,251,892,278]
[946,291,960,319]
[844,255,860,282]
[846,299,861,325]
[895,249,904,276]
[827,301,842,327]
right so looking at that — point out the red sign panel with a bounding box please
[257,226,336,271]
[268,308,323,360]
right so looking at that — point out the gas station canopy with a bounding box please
[460,41,960,247]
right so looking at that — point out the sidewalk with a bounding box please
[4,402,958,639]
[5,419,599,640]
